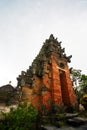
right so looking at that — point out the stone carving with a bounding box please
[17,34,77,111]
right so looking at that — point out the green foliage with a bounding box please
[80,94,87,110]
[70,68,87,106]
[70,68,81,87]
[80,74,87,93]
[70,68,87,94]
[0,102,38,130]
[51,103,66,114]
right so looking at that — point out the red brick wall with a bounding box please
[22,53,77,110]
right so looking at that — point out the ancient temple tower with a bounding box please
[17,34,77,111]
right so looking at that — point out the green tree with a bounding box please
[0,102,38,130]
[70,68,87,107]
[80,74,87,93]
[70,68,83,107]
[70,68,82,87]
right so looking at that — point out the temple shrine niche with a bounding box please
[17,34,77,112]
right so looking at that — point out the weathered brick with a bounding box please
[17,35,77,111]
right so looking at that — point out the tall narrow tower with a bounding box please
[17,34,77,111]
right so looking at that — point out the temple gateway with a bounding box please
[17,34,77,112]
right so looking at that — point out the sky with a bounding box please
[0,0,87,87]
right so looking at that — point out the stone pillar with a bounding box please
[51,55,62,105]
[64,65,77,106]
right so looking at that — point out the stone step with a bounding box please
[67,117,87,127]
[66,113,78,118]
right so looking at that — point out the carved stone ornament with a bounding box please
[59,62,65,69]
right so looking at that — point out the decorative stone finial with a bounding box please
[49,34,55,40]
